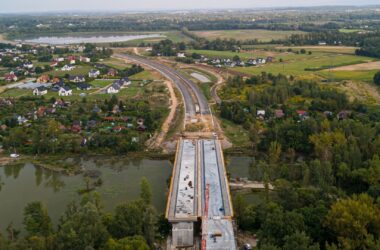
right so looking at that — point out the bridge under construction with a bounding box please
[114,53,236,250]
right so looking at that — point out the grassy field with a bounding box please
[316,70,378,82]
[233,53,375,77]
[193,29,305,42]
[339,28,365,33]
[275,45,358,54]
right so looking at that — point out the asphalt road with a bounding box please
[113,53,210,116]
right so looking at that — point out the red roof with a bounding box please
[296,110,307,115]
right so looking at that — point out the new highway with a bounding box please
[113,53,210,117]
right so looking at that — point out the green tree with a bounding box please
[23,202,52,237]
[374,71,380,86]
[109,201,143,239]
[56,196,109,250]
[283,231,319,250]
[104,236,149,250]
[140,177,152,205]
[268,141,282,165]
[324,194,380,249]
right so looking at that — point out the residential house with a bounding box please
[107,68,118,77]
[247,59,257,66]
[257,110,266,119]
[57,57,65,62]
[106,83,121,94]
[79,56,91,63]
[115,77,131,87]
[58,86,72,96]
[23,61,33,69]
[33,86,48,96]
[337,111,351,120]
[61,65,75,71]
[275,109,285,118]
[69,75,85,83]
[88,69,100,78]
[50,61,58,67]
[4,72,18,82]
[177,52,186,58]
[77,83,92,91]
[67,56,76,64]
[37,74,50,83]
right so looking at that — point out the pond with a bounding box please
[0,157,172,232]
[0,156,255,233]
[22,34,164,45]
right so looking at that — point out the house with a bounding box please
[275,109,285,118]
[67,56,76,64]
[107,83,121,94]
[52,77,62,84]
[114,77,131,87]
[88,69,100,78]
[33,86,48,96]
[57,57,65,62]
[79,56,91,63]
[177,52,186,58]
[296,110,309,121]
[337,111,351,120]
[58,86,72,96]
[37,75,50,83]
[318,41,327,46]
[257,110,266,119]
[77,83,92,91]
[247,59,257,66]
[69,75,85,83]
[50,61,58,67]
[107,68,118,77]
[23,61,33,69]
[4,72,18,82]
[71,124,81,133]
[61,65,75,71]
[266,56,274,63]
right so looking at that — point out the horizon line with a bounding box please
[0,4,379,14]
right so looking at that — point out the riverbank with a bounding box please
[0,150,175,174]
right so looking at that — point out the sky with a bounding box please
[0,0,379,13]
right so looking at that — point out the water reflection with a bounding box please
[0,157,172,231]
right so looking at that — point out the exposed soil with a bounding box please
[330,61,380,71]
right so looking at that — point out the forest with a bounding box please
[219,74,380,249]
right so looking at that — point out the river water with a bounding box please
[23,34,164,45]
[0,156,253,232]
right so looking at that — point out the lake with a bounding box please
[0,157,172,232]
[23,34,164,45]
[0,156,253,232]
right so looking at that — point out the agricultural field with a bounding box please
[193,29,305,42]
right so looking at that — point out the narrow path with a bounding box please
[150,80,179,148]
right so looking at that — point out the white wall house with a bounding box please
[58,87,72,96]
[33,87,48,96]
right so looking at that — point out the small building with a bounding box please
[107,83,120,94]
[257,110,266,117]
[88,69,100,78]
[67,56,76,64]
[33,86,48,96]
[69,75,85,83]
[58,86,72,96]
[37,75,50,83]
[4,72,18,82]
[61,65,75,71]
[177,52,186,58]
[275,109,285,118]
[77,83,92,91]
[79,56,91,63]
[107,68,118,77]
[23,61,33,69]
